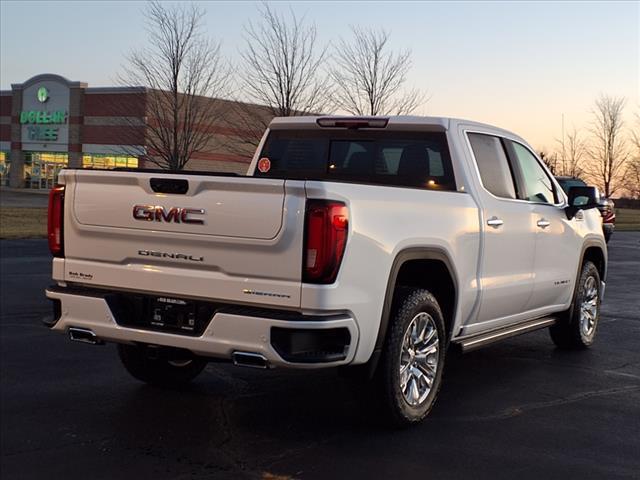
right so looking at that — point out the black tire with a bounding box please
[549,261,601,349]
[117,343,207,387]
[377,288,447,426]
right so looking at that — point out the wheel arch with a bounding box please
[565,240,607,316]
[367,247,459,376]
[581,243,606,282]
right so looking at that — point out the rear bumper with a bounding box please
[45,286,359,369]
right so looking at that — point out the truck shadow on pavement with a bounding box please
[99,329,630,476]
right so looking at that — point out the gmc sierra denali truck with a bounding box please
[45,116,607,425]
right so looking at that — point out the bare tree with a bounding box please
[585,94,629,197]
[627,158,640,199]
[539,149,559,175]
[329,27,425,116]
[555,127,586,178]
[119,1,232,170]
[625,111,640,198]
[234,3,329,148]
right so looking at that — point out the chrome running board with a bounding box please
[455,317,557,353]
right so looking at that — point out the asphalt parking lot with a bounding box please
[1,234,639,479]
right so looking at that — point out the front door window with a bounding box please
[508,141,558,204]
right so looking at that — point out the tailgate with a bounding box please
[58,170,306,308]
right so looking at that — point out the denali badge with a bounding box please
[138,250,204,262]
[133,205,205,224]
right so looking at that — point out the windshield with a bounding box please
[556,178,586,195]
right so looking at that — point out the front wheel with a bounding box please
[377,288,447,426]
[118,343,207,387]
[549,261,601,349]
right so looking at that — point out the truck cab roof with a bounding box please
[269,115,529,145]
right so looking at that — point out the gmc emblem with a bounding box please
[133,205,205,224]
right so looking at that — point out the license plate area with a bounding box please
[106,293,218,336]
[150,297,197,333]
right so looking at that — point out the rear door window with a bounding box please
[256,130,456,190]
[467,133,517,199]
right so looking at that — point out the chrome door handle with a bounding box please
[537,219,551,229]
[487,216,504,228]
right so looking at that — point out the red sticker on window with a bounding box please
[258,157,271,173]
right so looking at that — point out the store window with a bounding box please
[82,154,139,169]
[24,152,68,189]
[0,152,10,187]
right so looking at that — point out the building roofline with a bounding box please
[11,73,87,89]
[85,86,147,94]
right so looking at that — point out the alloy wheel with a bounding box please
[399,312,440,407]
[580,275,599,338]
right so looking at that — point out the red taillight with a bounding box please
[303,200,349,284]
[48,185,65,257]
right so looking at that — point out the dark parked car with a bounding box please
[556,176,615,242]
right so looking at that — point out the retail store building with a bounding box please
[0,74,262,189]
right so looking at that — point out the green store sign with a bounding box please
[37,87,49,103]
[20,110,67,142]
[25,125,59,141]
[20,110,67,125]
[20,87,68,142]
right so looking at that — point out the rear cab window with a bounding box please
[254,130,457,191]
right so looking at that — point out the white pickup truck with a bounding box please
[45,116,607,425]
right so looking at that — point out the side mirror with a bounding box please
[565,186,600,219]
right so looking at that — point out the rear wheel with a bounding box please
[549,261,601,349]
[378,288,447,426]
[117,343,207,387]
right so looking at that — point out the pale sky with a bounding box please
[1,1,638,151]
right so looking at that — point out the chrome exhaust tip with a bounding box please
[232,351,269,369]
[68,327,103,345]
